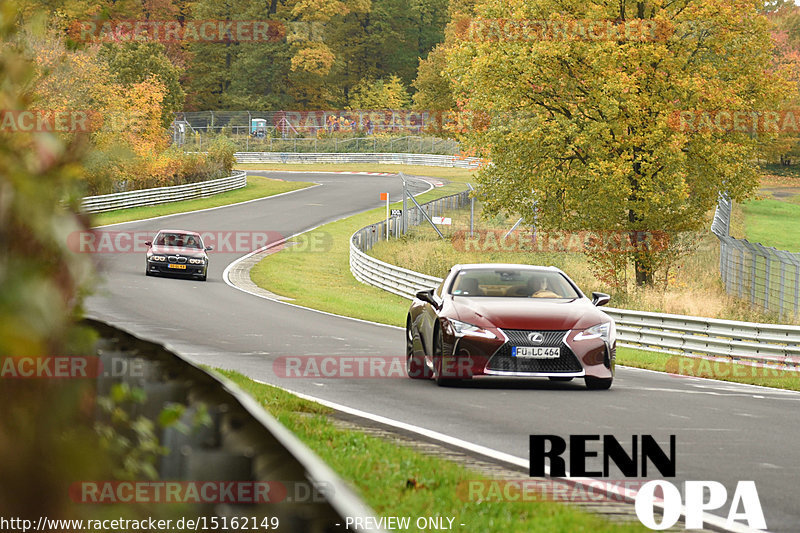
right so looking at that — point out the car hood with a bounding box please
[149,245,206,257]
[452,297,610,331]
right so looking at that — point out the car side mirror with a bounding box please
[144,241,152,247]
[415,289,436,305]
[205,246,213,251]
[592,292,610,307]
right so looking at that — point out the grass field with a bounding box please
[213,368,651,533]
[739,197,800,253]
[92,176,313,226]
[235,163,476,183]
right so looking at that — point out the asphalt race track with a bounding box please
[86,171,800,533]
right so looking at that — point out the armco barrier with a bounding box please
[87,318,383,531]
[350,211,800,370]
[81,171,247,213]
[234,152,482,169]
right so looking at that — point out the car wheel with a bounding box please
[433,328,458,387]
[549,376,573,382]
[585,376,613,390]
[406,319,426,379]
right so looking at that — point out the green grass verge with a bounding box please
[213,368,648,533]
[235,163,476,184]
[617,347,800,391]
[92,176,313,226]
[740,197,800,252]
[250,182,468,328]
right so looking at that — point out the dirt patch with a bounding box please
[758,186,800,202]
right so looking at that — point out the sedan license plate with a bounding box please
[512,346,560,359]
[168,264,187,270]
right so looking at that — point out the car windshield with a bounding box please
[154,233,202,249]
[450,268,580,299]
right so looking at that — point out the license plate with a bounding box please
[168,264,187,269]
[512,346,560,359]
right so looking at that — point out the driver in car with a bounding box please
[527,277,560,298]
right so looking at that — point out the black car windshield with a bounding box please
[450,268,580,299]
[154,233,203,249]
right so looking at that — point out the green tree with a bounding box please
[412,43,455,110]
[347,74,411,108]
[98,42,185,126]
[448,0,794,286]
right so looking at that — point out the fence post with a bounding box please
[795,264,799,318]
[780,261,786,319]
[763,255,770,311]
[750,253,757,306]
[738,246,745,299]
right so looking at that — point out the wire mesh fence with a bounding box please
[712,194,800,319]
[172,110,461,154]
[352,189,472,254]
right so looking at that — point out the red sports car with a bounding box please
[406,264,616,389]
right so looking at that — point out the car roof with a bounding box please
[156,229,201,237]
[453,263,559,272]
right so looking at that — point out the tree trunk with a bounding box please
[634,256,652,286]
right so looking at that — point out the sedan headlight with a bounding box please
[149,255,166,262]
[574,322,613,342]
[447,318,496,339]
[188,258,205,265]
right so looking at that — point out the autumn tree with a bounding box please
[765,3,800,164]
[347,75,411,109]
[447,0,795,286]
[98,42,185,126]
[412,43,455,111]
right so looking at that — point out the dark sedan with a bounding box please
[406,264,615,389]
[144,230,212,281]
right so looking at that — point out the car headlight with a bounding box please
[574,322,613,342]
[188,258,205,265]
[149,255,166,262]
[447,318,496,339]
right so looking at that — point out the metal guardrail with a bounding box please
[87,318,382,532]
[235,152,482,169]
[712,193,800,319]
[350,200,800,369]
[81,171,247,214]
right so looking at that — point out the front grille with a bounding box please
[487,329,582,374]
[168,256,187,264]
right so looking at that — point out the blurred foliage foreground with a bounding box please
[0,5,197,525]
